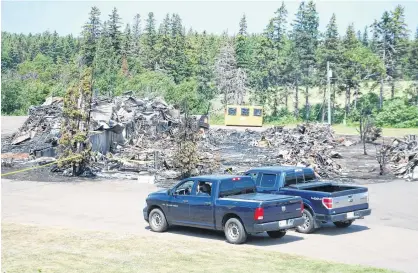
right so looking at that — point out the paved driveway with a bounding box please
[2,179,418,272]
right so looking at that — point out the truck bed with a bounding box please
[287,181,367,195]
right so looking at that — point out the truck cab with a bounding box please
[245,166,371,234]
[143,175,304,244]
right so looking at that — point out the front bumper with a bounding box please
[316,208,372,222]
[252,216,305,233]
[143,206,149,222]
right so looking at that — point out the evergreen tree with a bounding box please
[390,5,409,98]
[121,24,132,76]
[273,2,288,51]
[108,7,122,56]
[131,14,141,57]
[341,24,361,115]
[362,26,369,47]
[170,14,189,83]
[291,0,319,117]
[81,6,101,67]
[235,15,250,70]
[142,12,158,70]
[317,13,341,122]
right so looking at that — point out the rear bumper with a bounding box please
[251,216,305,233]
[316,208,372,222]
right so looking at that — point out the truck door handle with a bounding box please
[204,202,211,206]
[182,200,188,203]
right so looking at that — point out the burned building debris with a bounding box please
[385,135,418,180]
[2,94,417,184]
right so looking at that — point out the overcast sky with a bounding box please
[1,1,417,37]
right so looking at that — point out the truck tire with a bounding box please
[149,208,168,232]
[224,218,247,244]
[267,230,286,239]
[333,220,354,228]
[296,209,315,234]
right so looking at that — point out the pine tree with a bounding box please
[170,14,189,83]
[108,7,122,56]
[390,5,409,98]
[81,6,101,67]
[317,13,341,122]
[273,2,288,51]
[196,31,215,107]
[121,24,132,76]
[142,12,157,70]
[132,14,142,54]
[291,0,319,118]
[362,26,369,47]
[341,24,361,115]
[235,15,250,70]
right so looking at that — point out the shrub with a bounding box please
[375,98,418,128]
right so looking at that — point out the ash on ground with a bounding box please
[2,95,417,187]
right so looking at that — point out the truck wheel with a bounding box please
[149,208,168,232]
[267,230,286,239]
[224,218,247,244]
[333,220,354,228]
[296,209,315,234]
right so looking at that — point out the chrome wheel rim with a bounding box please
[151,212,162,228]
[300,211,310,230]
[228,223,239,240]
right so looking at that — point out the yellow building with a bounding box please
[224,105,263,127]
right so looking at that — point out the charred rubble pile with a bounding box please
[207,123,343,178]
[1,94,219,181]
[384,135,418,180]
[1,97,63,158]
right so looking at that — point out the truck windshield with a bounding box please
[219,178,256,198]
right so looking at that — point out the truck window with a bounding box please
[241,108,250,116]
[228,107,237,116]
[174,180,194,195]
[245,173,258,182]
[304,172,317,182]
[259,173,276,188]
[196,181,212,196]
[284,173,297,187]
[219,178,256,198]
[295,171,304,184]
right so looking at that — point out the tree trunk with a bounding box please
[379,76,384,109]
[285,92,288,110]
[391,80,395,99]
[272,92,278,117]
[294,80,299,118]
[345,85,351,115]
[305,86,309,120]
[321,87,326,123]
[354,86,359,109]
[331,84,336,124]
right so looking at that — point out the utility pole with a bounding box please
[327,61,332,124]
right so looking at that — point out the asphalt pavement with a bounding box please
[2,178,418,273]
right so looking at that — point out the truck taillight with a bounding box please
[254,207,264,220]
[232,177,241,181]
[322,197,333,209]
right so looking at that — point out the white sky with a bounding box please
[1,1,417,37]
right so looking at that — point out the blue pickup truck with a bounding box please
[245,166,371,234]
[143,175,305,244]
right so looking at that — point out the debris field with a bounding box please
[2,95,417,185]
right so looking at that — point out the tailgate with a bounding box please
[333,191,369,213]
[261,196,302,223]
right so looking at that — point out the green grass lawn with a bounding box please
[332,124,418,137]
[1,223,395,273]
